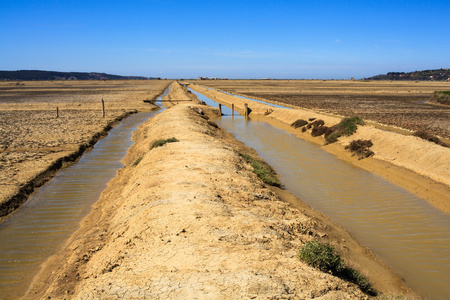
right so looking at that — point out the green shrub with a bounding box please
[337,117,359,135]
[150,137,179,149]
[132,157,143,166]
[291,119,308,129]
[325,131,341,144]
[298,241,376,295]
[340,266,374,295]
[348,116,365,125]
[324,116,365,143]
[430,91,450,104]
[298,241,343,272]
[239,153,281,187]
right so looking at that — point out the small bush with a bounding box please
[298,241,343,272]
[291,119,308,129]
[311,119,325,128]
[348,116,365,125]
[340,266,374,295]
[337,117,358,135]
[413,130,448,147]
[345,139,374,159]
[324,125,337,138]
[298,241,376,295]
[150,137,179,149]
[304,116,364,145]
[265,109,274,116]
[311,125,328,137]
[239,153,281,187]
[430,91,450,104]
[132,157,143,166]
[325,131,341,144]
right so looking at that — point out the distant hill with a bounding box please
[366,68,450,81]
[0,70,156,81]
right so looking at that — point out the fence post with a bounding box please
[244,103,248,118]
[232,103,234,117]
[56,106,59,118]
[218,104,222,115]
[102,98,105,117]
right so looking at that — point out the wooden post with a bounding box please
[102,98,105,117]
[244,103,248,118]
[232,103,234,117]
[56,106,59,118]
[218,104,222,115]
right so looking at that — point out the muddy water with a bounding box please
[0,110,162,299]
[191,89,450,299]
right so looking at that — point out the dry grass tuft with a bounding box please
[345,139,374,159]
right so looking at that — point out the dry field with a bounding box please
[196,80,450,140]
[0,80,170,218]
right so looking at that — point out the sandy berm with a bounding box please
[24,83,417,299]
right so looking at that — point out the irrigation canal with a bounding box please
[189,87,450,300]
[0,87,169,299]
[0,84,448,299]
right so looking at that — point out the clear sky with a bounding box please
[1,0,449,79]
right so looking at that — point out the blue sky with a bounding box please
[1,0,449,79]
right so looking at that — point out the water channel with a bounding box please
[190,88,450,299]
[1,83,448,299]
[0,98,167,298]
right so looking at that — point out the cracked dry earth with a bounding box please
[24,103,376,299]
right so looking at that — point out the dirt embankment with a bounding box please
[193,79,450,141]
[0,80,170,221]
[162,81,198,105]
[188,84,450,214]
[25,86,416,299]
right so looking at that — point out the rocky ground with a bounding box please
[0,80,170,220]
[24,83,416,299]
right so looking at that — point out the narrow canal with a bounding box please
[0,93,168,299]
[190,88,450,299]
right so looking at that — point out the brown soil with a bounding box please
[24,85,417,299]
[187,84,450,214]
[0,80,170,221]
[195,79,450,142]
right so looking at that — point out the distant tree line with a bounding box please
[365,68,450,81]
[0,70,155,81]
